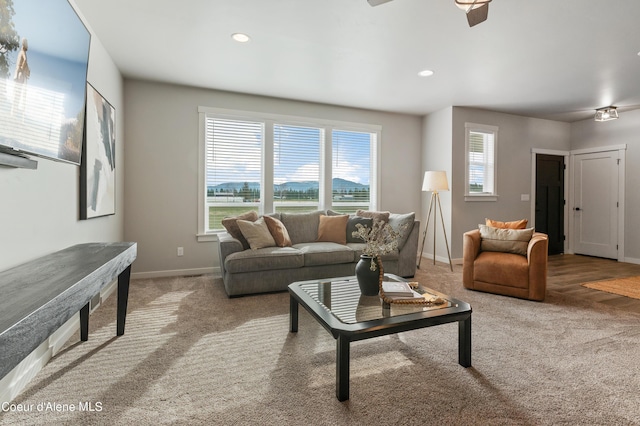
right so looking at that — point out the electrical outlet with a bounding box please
[177,247,184,257]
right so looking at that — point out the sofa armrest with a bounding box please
[462,229,481,289]
[218,232,244,276]
[397,219,419,277]
[527,232,548,301]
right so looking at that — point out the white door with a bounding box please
[572,151,619,259]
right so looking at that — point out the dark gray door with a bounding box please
[535,154,564,255]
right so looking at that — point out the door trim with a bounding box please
[530,148,570,254]
[568,145,626,261]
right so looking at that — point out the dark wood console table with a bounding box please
[0,242,137,380]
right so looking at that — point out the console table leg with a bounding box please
[117,266,131,336]
[336,335,350,401]
[289,294,299,333]
[458,314,472,367]
[80,302,90,342]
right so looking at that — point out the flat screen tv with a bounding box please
[0,0,91,165]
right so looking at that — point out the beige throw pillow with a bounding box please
[237,217,276,250]
[263,215,292,247]
[317,214,349,244]
[221,210,259,250]
[356,209,390,224]
[479,224,534,256]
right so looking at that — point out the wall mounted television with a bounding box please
[0,0,91,166]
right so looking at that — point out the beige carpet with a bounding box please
[2,263,640,426]
[581,276,640,300]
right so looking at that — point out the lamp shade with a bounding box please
[422,171,449,192]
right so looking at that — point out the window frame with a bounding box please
[464,122,498,202]
[197,106,382,241]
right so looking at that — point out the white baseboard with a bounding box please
[131,267,219,280]
[623,257,640,265]
[419,253,462,266]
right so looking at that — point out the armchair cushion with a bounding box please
[485,218,528,229]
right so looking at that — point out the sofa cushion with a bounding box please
[237,217,276,250]
[280,210,323,245]
[222,210,258,250]
[356,209,390,224]
[224,247,304,274]
[263,215,292,247]
[317,214,349,244]
[295,242,356,266]
[346,216,373,243]
[479,224,534,256]
[485,218,528,229]
[388,212,415,250]
[474,251,529,289]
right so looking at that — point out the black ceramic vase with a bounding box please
[355,255,381,296]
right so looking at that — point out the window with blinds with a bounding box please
[273,124,322,212]
[465,123,498,198]
[331,130,373,214]
[199,107,381,234]
[204,117,264,231]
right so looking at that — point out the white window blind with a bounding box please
[331,130,373,213]
[273,124,322,210]
[205,117,263,231]
[198,107,381,235]
[465,123,497,198]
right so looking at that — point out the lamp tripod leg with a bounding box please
[417,193,435,269]
[436,193,453,272]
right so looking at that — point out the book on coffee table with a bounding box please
[381,281,415,297]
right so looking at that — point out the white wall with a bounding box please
[420,107,453,264]
[570,109,640,261]
[0,1,124,403]
[123,80,423,276]
[0,7,124,271]
[451,108,571,257]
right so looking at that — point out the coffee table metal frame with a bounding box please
[288,274,472,401]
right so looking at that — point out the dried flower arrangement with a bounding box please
[352,219,406,271]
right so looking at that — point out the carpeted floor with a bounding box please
[582,276,640,300]
[2,263,640,425]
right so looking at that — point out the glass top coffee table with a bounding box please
[288,274,472,401]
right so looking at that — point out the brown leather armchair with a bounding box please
[462,229,548,301]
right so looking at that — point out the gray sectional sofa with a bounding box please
[218,210,419,296]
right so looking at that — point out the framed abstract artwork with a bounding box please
[80,83,116,219]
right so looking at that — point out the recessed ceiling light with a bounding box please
[231,33,250,43]
[418,69,434,77]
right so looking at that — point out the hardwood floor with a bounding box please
[548,254,640,312]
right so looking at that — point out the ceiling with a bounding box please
[73,0,640,122]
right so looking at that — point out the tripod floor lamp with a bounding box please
[418,171,453,271]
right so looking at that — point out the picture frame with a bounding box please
[80,82,116,219]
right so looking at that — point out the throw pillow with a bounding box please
[221,210,259,250]
[388,212,415,250]
[479,224,534,256]
[263,215,292,247]
[355,209,390,224]
[317,214,349,244]
[346,216,373,243]
[236,217,276,250]
[485,218,528,229]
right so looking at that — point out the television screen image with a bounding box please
[0,0,91,165]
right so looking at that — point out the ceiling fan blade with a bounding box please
[465,3,489,27]
[367,0,394,6]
